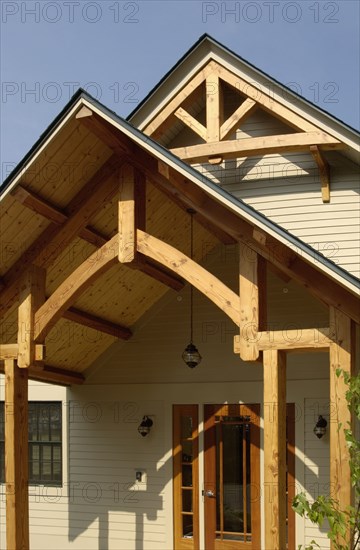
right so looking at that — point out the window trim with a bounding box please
[0,400,63,487]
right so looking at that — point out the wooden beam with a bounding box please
[263,349,287,550]
[174,107,207,141]
[35,156,123,269]
[130,259,184,292]
[329,307,352,549]
[34,234,119,342]
[143,61,217,138]
[0,155,123,320]
[206,73,221,142]
[145,162,360,324]
[12,185,108,247]
[5,358,29,550]
[118,164,146,263]
[239,242,259,360]
[156,164,236,245]
[234,327,332,354]
[214,63,319,133]
[77,109,134,158]
[0,344,45,362]
[136,229,240,326]
[29,365,85,386]
[0,362,85,386]
[310,145,331,203]
[62,307,132,340]
[220,98,257,140]
[170,131,343,163]
[17,265,46,368]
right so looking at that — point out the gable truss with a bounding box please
[143,60,343,202]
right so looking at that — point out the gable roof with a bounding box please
[128,34,360,163]
[1,85,360,381]
[1,89,359,297]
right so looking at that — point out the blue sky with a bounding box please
[1,0,359,181]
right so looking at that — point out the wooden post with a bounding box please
[5,358,29,549]
[329,306,353,549]
[263,349,287,550]
[239,242,259,360]
[17,265,46,368]
[118,164,145,263]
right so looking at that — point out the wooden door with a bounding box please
[204,404,261,550]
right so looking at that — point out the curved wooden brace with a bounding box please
[136,230,240,326]
[34,234,119,341]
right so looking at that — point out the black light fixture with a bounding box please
[138,416,153,437]
[182,209,202,369]
[313,415,327,439]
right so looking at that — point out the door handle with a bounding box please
[202,489,215,498]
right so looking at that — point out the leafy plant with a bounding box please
[292,370,360,550]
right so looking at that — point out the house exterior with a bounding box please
[0,35,359,550]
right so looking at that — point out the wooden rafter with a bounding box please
[62,307,132,340]
[34,234,119,342]
[136,229,240,326]
[171,131,343,163]
[12,185,108,247]
[0,362,85,386]
[213,62,319,133]
[310,145,331,202]
[0,155,123,319]
[220,98,257,140]
[174,107,207,141]
[143,61,217,138]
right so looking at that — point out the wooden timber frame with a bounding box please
[1,97,358,549]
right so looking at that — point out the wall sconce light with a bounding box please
[138,416,153,437]
[314,415,327,439]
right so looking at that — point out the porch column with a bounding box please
[263,349,287,550]
[329,307,353,549]
[5,358,29,550]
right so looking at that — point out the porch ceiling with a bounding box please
[1,93,359,384]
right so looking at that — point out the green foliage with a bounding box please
[292,371,360,550]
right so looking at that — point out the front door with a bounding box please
[203,404,261,550]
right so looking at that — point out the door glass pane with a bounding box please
[182,514,193,538]
[215,417,252,542]
[182,440,193,463]
[182,489,192,512]
[181,416,193,439]
[182,464,192,487]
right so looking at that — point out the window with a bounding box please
[0,401,62,486]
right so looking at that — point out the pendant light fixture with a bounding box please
[182,209,202,369]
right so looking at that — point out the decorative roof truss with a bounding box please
[143,60,343,202]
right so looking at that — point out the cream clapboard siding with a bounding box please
[187,110,360,279]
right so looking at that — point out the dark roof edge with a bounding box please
[127,33,360,138]
[2,88,359,293]
[0,88,87,194]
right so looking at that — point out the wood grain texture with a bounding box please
[239,242,259,360]
[5,358,29,549]
[263,349,287,550]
